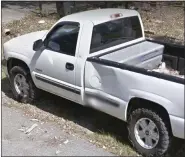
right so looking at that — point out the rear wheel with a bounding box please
[9,66,40,103]
[128,108,171,157]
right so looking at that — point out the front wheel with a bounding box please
[9,66,40,103]
[128,108,171,157]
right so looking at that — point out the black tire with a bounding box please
[9,66,40,103]
[127,108,171,157]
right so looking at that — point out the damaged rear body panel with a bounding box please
[84,40,184,139]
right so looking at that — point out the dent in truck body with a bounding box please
[75,20,94,105]
[84,58,184,122]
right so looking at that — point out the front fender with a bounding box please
[5,51,31,68]
[125,89,174,120]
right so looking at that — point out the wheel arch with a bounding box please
[126,96,172,135]
[7,57,30,74]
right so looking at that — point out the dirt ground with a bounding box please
[2,2,184,45]
[140,4,184,45]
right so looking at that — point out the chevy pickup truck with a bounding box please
[3,9,184,157]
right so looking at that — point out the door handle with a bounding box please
[66,62,74,70]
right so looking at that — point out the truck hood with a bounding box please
[4,30,48,58]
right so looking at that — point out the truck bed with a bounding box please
[88,39,184,83]
[98,40,184,78]
[85,38,184,119]
[100,41,164,70]
[85,47,184,121]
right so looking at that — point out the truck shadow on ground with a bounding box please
[1,77,185,157]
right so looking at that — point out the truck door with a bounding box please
[31,22,81,102]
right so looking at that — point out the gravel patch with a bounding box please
[140,5,184,45]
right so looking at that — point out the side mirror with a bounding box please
[33,39,43,51]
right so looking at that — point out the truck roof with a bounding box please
[60,8,139,25]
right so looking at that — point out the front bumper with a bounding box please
[170,115,184,139]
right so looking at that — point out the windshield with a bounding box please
[90,16,143,53]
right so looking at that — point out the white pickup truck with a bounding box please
[3,9,184,157]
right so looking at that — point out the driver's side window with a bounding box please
[44,22,80,56]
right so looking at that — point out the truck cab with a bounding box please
[30,9,145,104]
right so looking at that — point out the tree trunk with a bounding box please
[105,2,112,8]
[125,2,129,8]
[38,1,42,15]
[56,2,64,17]
[56,2,74,17]
[63,2,73,15]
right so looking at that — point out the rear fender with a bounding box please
[125,89,173,121]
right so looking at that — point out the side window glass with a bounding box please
[45,23,80,56]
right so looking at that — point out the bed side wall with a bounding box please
[84,61,184,121]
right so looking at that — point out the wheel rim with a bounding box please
[134,118,159,149]
[14,74,29,97]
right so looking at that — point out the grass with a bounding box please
[88,132,138,156]
[1,9,185,156]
